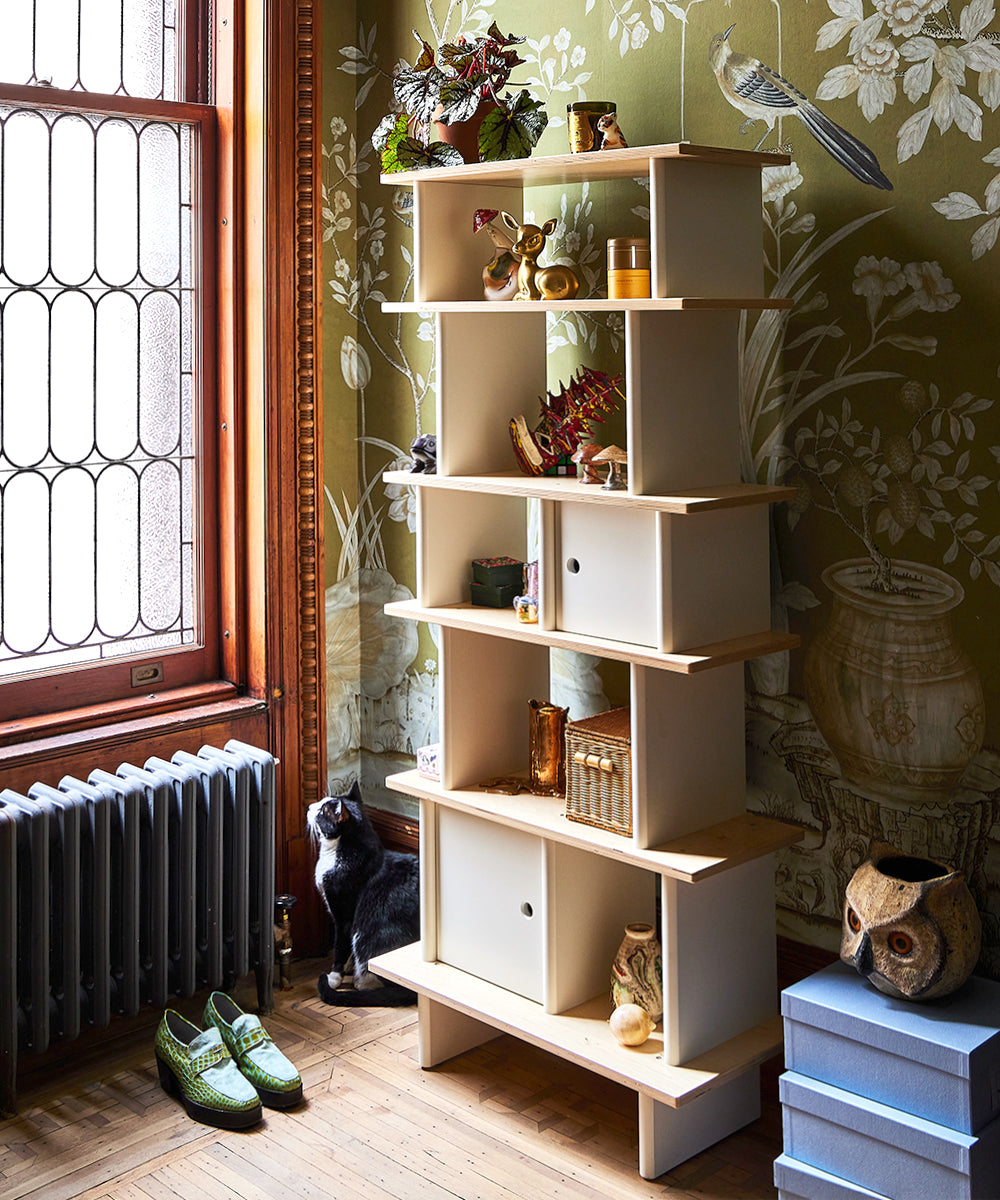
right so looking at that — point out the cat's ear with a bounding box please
[348,780,363,804]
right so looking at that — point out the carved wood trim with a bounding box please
[262,0,327,954]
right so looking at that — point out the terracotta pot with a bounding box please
[804,559,984,802]
[611,922,662,1022]
[432,100,498,164]
[841,848,981,1000]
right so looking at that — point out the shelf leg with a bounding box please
[637,1069,760,1180]
[417,994,498,1068]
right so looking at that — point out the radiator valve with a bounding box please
[274,894,297,990]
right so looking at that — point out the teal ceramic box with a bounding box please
[782,961,1000,1134]
[780,1071,1000,1200]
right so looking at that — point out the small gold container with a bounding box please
[567,101,616,153]
[608,237,650,299]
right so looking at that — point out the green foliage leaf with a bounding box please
[385,138,464,173]
[372,112,404,155]
[478,90,548,161]
[393,63,447,125]
[436,77,483,125]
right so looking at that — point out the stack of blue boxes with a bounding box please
[774,960,1000,1199]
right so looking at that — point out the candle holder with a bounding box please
[528,699,569,796]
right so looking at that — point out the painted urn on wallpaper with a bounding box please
[805,558,984,802]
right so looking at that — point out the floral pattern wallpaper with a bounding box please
[322,0,1000,972]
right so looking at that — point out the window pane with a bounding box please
[0,0,179,101]
[0,101,197,679]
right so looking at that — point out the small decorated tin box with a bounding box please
[472,556,524,588]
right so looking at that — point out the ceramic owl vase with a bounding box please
[840,847,982,1001]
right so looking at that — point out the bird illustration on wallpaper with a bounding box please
[709,24,893,190]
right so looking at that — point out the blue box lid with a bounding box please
[774,1153,889,1200]
[780,1071,985,1171]
[782,961,1000,1078]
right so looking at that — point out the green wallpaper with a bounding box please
[323,0,1000,971]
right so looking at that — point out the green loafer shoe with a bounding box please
[203,991,303,1109]
[155,1009,263,1128]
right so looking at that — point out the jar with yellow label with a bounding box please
[567,101,616,153]
[607,237,650,299]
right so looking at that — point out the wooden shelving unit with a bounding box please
[372,140,801,1181]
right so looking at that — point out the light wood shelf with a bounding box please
[369,942,784,1109]
[381,140,791,188]
[385,599,799,672]
[383,470,795,513]
[382,140,800,1179]
[387,769,803,882]
[382,297,792,313]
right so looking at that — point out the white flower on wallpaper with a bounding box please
[341,334,372,390]
[934,145,1000,257]
[586,0,683,57]
[816,0,1000,163]
[522,29,593,125]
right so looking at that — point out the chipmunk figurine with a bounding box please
[500,213,580,302]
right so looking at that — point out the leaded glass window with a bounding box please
[0,1,216,704]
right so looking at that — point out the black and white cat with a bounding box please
[307,781,419,1007]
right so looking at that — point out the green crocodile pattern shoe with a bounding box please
[155,1010,262,1129]
[203,991,303,1109]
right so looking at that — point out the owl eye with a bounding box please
[888,931,914,956]
[847,907,862,933]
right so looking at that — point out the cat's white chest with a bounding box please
[314,839,339,891]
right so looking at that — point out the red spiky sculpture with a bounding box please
[509,367,624,476]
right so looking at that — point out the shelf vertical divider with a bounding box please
[637,1072,761,1181]
[660,856,778,1064]
[648,158,764,297]
[627,309,743,494]
[631,662,748,848]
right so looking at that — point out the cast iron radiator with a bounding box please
[0,739,275,1116]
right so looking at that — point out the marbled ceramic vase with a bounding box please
[611,923,663,1022]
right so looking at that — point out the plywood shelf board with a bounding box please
[386,770,802,881]
[369,943,783,1107]
[382,141,791,187]
[382,297,793,313]
[383,471,796,513]
[384,599,799,672]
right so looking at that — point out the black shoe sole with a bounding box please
[257,1081,304,1108]
[156,1053,263,1129]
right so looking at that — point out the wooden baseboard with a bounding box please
[370,806,420,855]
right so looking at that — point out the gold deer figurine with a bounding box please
[501,213,580,302]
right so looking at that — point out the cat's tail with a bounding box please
[317,974,417,1007]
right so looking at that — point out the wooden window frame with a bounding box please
[0,0,327,954]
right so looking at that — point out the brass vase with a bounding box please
[528,699,568,796]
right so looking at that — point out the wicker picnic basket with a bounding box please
[564,706,632,836]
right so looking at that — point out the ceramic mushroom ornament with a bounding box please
[592,444,628,491]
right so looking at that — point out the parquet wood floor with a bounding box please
[0,962,782,1200]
